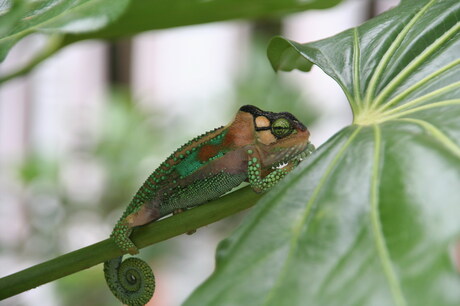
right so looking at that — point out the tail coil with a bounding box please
[104,256,155,306]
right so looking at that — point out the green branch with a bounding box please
[0,186,261,300]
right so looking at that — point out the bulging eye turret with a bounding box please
[271,118,293,138]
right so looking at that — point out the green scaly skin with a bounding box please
[104,105,315,305]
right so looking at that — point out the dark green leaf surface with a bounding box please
[186,0,460,305]
[65,0,341,42]
[0,0,342,64]
[0,0,129,61]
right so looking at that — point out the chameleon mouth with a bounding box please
[270,141,316,169]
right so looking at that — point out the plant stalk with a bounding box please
[0,186,261,300]
[0,34,63,85]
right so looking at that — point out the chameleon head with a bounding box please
[238,105,311,168]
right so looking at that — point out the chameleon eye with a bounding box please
[271,118,293,138]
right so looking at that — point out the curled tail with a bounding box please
[104,256,155,306]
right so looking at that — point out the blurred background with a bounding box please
[0,0,398,305]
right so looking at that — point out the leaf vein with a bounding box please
[371,125,407,306]
[373,20,460,107]
[0,0,123,44]
[396,118,460,157]
[352,28,362,111]
[384,99,460,121]
[364,0,437,107]
[262,126,363,306]
[316,225,367,295]
[378,58,460,112]
[381,81,460,117]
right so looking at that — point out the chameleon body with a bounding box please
[104,105,314,305]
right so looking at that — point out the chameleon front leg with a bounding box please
[246,149,301,193]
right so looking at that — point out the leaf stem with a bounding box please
[0,34,63,84]
[0,186,261,300]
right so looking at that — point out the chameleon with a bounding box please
[103,105,315,305]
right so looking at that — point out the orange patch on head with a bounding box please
[255,116,270,128]
[257,130,276,145]
[224,111,256,147]
[198,145,221,162]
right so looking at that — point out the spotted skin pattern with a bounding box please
[248,151,298,192]
[104,105,314,305]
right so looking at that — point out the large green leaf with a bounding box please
[185,0,460,305]
[0,0,341,65]
[64,0,341,42]
[0,0,129,61]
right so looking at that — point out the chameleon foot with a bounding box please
[173,208,185,215]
